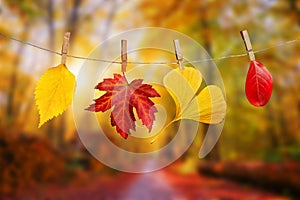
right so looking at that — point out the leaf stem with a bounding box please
[150,118,180,144]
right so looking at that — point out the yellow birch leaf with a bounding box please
[35,64,76,128]
[163,67,226,124]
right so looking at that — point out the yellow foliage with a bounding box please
[35,64,76,128]
[197,86,227,124]
[163,67,202,117]
[163,67,226,124]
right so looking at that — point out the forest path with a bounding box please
[11,167,290,200]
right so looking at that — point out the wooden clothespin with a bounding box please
[173,39,184,70]
[240,30,255,61]
[121,40,127,73]
[61,32,71,65]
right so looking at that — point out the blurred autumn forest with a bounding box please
[1,0,300,199]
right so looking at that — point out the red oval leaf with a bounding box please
[245,60,273,106]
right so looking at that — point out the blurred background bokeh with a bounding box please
[0,0,300,199]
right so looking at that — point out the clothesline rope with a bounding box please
[0,32,299,65]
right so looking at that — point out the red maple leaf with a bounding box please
[86,74,160,139]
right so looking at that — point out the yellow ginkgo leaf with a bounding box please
[163,67,226,124]
[163,67,202,116]
[197,86,226,124]
[35,64,76,127]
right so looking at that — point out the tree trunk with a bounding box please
[199,4,221,161]
[6,22,30,129]
[66,0,82,42]
[288,0,300,25]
